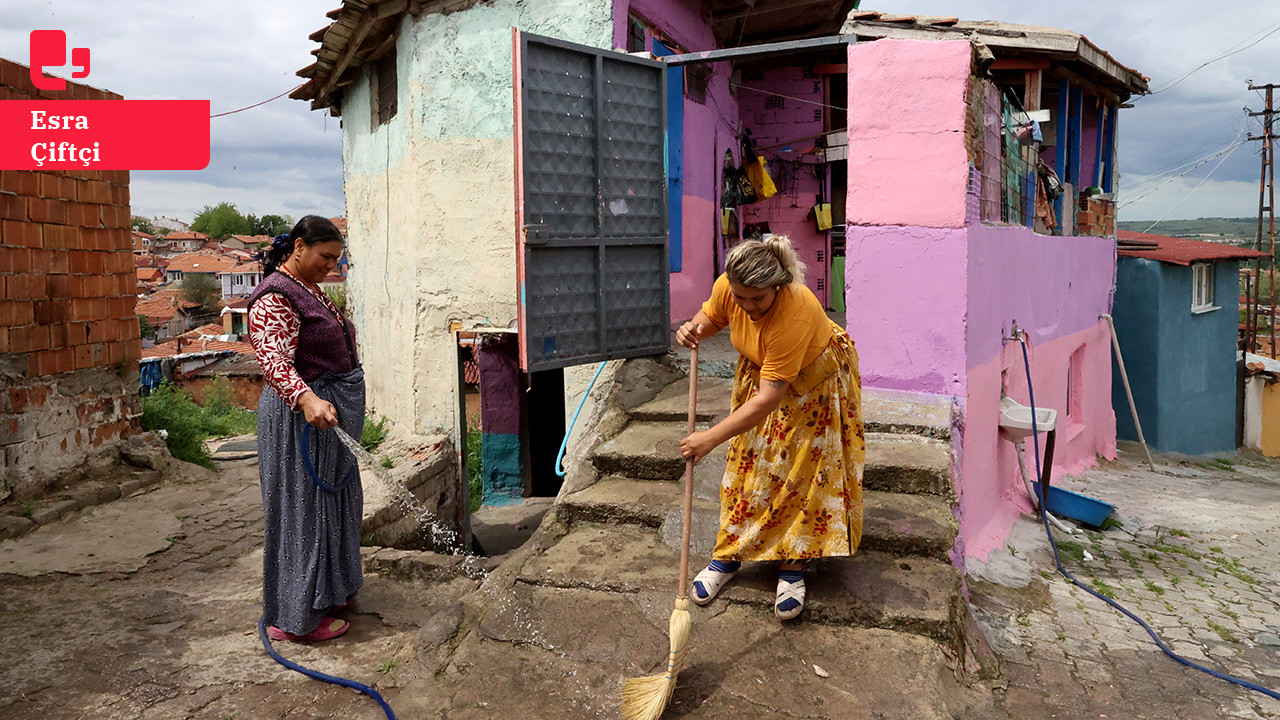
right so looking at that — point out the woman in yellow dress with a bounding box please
[676,236,864,620]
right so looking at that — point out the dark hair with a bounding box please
[260,215,343,277]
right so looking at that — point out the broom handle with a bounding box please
[676,345,698,600]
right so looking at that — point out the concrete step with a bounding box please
[518,521,962,643]
[862,387,952,440]
[633,376,952,441]
[629,376,733,423]
[560,477,956,561]
[592,422,951,497]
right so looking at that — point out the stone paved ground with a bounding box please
[969,442,1280,719]
[2,440,1278,719]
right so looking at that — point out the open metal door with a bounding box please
[514,30,670,372]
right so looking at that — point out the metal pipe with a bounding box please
[1100,313,1156,471]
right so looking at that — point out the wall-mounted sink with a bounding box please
[999,396,1057,441]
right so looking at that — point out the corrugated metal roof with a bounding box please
[1116,230,1268,266]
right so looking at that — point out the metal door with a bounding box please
[514,31,670,371]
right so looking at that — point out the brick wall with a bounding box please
[0,59,142,502]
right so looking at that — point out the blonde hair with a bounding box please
[724,235,806,289]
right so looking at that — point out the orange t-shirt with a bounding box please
[701,274,834,384]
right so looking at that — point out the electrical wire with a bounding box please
[729,82,845,112]
[1140,138,1245,232]
[210,84,304,118]
[1016,339,1280,704]
[1148,18,1280,95]
[1119,130,1250,209]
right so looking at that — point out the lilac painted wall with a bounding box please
[844,224,968,396]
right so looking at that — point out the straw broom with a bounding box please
[621,345,699,720]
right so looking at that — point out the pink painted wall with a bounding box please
[738,65,830,305]
[846,39,971,228]
[613,0,736,321]
[842,37,1119,567]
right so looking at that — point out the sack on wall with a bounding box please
[745,156,777,200]
[813,203,832,231]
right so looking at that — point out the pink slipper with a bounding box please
[267,617,349,642]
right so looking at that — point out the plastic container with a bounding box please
[1032,482,1115,529]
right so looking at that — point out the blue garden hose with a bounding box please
[1017,338,1279,701]
[257,422,398,720]
[555,361,607,477]
[258,617,396,719]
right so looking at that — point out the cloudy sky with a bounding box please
[2,2,1278,227]
[0,1,345,225]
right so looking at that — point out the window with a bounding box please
[1192,262,1215,312]
[371,48,397,127]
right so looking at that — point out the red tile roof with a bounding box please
[141,338,255,359]
[166,252,239,274]
[164,230,210,241]
[1116,231,1269,266]
[330,217,347,236]
[136,267,164,282]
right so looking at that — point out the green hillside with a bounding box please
[1116,217,1265,245]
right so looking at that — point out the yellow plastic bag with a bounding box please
[745,156,776,200]
[813,203,832,231]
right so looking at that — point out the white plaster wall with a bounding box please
[342,0,612,438]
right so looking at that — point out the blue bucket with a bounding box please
[1032,482,1116,529]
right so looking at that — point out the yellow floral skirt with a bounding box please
[714,328,865,562]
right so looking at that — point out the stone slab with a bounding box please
[562,477,957,560]
[518,522,961,642]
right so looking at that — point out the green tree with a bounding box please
[137,313,157,340]
[190,202,252,240]
[247,214,292,237]
[131,216,157,235]
[181,273,222,315]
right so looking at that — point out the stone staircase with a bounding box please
[522,369,979,656]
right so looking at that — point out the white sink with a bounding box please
[999,397,1057,441]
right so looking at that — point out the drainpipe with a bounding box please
[1101,313,1156,471]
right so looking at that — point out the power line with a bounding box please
[210,84,304,119]
[1148,19,1280,95]
[1140,139,1244,231]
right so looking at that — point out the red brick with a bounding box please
[28,198,66,225]
[1,171,40,196]
[64,202,97,228]
[42,223,78,249]
[7,273,43,300]
[1,220,41,248]
[73,343,94,370]
[0,192,27,221]
[102,204,128,229]
[80,180,111,205]
[0,300,34,326]
[102,170,129,185]
[35,347,74,375]
[110,251,132,273]
[0,327,7,353]
[109,229,129,251]
[47,249,69,274]
[108,296,133,318]
[0,246,29,273]
[38,173,75,201]
[110,184,129,206]
[70,297,103,322]
[46,274,81,298]
[10,324,50,353]
[123,338,141,362]
[32,300,68,325]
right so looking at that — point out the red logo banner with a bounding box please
[0,100,210,170]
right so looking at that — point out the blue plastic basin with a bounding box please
[1031,482,1116,529]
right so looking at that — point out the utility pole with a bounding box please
[1247,83,1277,356]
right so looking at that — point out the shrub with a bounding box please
[361,416,388,452]
[141,382,214,468]
[198,376,258,437]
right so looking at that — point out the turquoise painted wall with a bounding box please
[1112,257,1239,454]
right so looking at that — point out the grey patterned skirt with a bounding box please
[257,367,365,635]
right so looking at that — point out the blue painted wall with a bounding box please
[1111,257,1239,454]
